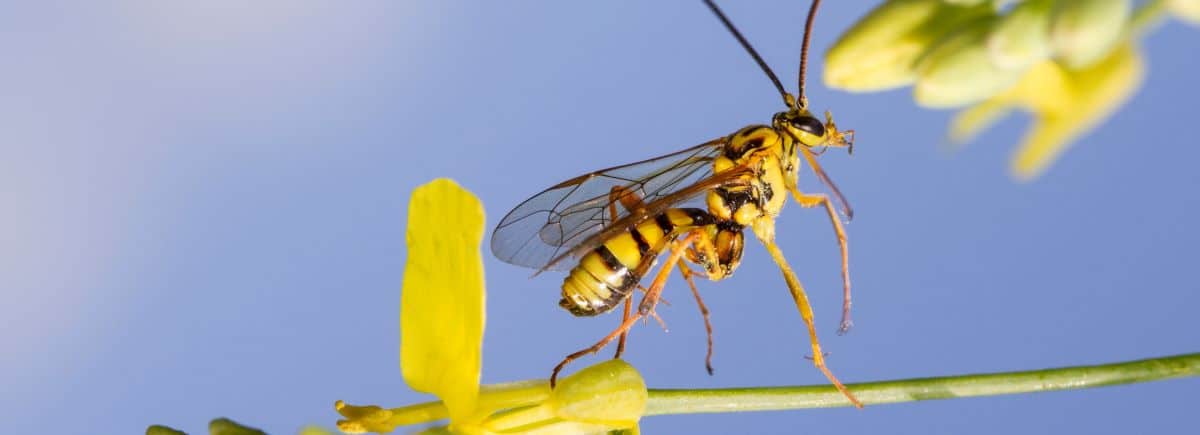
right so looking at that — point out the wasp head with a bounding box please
[773,109,855,155]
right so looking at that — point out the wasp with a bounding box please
[491,0,862,407]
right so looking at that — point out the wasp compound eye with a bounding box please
[790,116,825,137]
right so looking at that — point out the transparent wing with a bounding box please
[491,138,727,271]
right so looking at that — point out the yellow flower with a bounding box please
[949,43,1145,180]
[336,178,646,434]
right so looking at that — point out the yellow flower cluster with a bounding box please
[825,0,1195,180]
[335,179,646,435]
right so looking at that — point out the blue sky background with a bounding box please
[3,2,1198,434]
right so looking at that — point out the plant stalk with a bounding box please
[644,353,1200,415]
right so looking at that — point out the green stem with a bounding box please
[379,353,1198,428]
[644,352,1200,415]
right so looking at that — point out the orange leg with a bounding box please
[678,263,716,375]
[793,191,853,335]
[551,232,698,388]
[760,237,863,408]
[607,185,646,223]
[613,297,633,359]
[637,232,697,316]
[607,186,646,357]
[794,145,853,334]
[551,310,643,388]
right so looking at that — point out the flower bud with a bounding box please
[1050,0,1132,69]
[914,18,1026,108]
[988,0,1055,70]
[146,425,186,435]
[335,401,399,434]
[824,0,992,91]
[209,418,266,435]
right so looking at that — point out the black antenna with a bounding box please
[797,0,822,109]
[703,0,792,108]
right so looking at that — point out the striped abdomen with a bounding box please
[560,208,715,316]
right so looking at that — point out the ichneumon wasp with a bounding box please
[491,0,862,407]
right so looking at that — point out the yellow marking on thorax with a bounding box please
[757,150,789,217]
[734,203,760,224]
[707,193,732,221]
[705,125,797,226]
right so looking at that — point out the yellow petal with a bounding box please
[999,60,1075,115]
[947,97,1013,145]
[400,178,486,423]
[948,55,1070,143]
[1011,44,1144,179]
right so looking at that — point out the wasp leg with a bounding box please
[678,263,716,375]
[791,190,853,335]
[607,186,647,359]
[551,310,643,388]
[614,297,633,359]
[637,233,698,316]
[552,232,697,388]
[608,185,647,220]
[760,237,864,408]
[633,284,671,306]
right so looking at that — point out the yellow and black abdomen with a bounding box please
[560,208,715,316]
